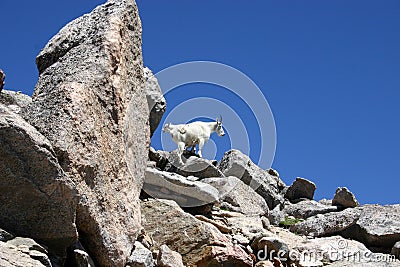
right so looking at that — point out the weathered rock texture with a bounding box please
[284,177,316,202]
[144,66,166,136]
[202,176,270,215]
[332,187,360,208]
[283,200,337,219]
[218,149,285,209]
[24,0,149,265]
[0,241,46,267]
[0,104,78,255]
[157,244,185,267]
[0,90,32,114]
[141,199,253,267]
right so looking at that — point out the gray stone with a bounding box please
[173,155,224,179]
[318,198,332,206]
[141,199,253,267]
[0,69,4,91]
[268,205,286,226]
[70,249,95,267]
[127,241,155,267]
[157,244,184,267]
[143,167,219,207]
[28,250,51,267]
[0,90,32,114]
[218,149,285,209]
[23,1,149,265]
[144,67,166,137]
[0,104,78,256]
[255,236,290,260]
[290,208,361,237]
[0,229,14,242]
[283,200,338,219]
[6,237,47,254]
[284,177,316,202]
[0,241,46,267]
[202,176,269,216]
[332,187,360,208]
[392,241,400,259]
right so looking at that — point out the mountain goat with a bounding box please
[162,116,225,163]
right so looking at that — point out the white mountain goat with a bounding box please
[162,116,225,163]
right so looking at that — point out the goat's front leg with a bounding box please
[198,139,205,158]
[177,142,185,164]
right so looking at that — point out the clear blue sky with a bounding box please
[1,1,399,205]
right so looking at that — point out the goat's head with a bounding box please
[162,122,172,133]
[215,116,225,137]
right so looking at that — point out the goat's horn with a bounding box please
[219,115,222,123]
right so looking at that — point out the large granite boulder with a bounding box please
[0,90,32,114]
[0,104,78,256]
[0,241,47,267]
[284,177,316,202]
[283,200,337,219]
[24,0,149,265]
[144,67,166,136]
[143,167,219,207]
[332,187,360,208]
[202,176,269,216]
[141,199,253,267]
[217,149,285,209]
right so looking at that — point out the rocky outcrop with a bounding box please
[23,0,149,265]
[0,241,47,267]
[0,69,4,91]
[0,90,32,114]
[284,177,316,202]
[283,200,337,219]
[218,149,285,209]
[127,241,155,267]
[392,241,400,259]
[143,167,219,207]
[141,199,253,267]
[144,67,166,137]
[202,176,269,216]
[332,187,360,208]
[0,104,78,256]
[157,245,185,267]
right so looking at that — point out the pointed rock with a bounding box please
[284,177,316,203]
[332,187,360,208]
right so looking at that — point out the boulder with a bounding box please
[157,244,185,267]
[0,90,32,114]
[268,206,286,226]
[0,241,46,267]
[392,241,400,259]
[218,149,285,209]
[0,104,78,256]
[144,67,166,136]
[332,187,360,208]
[284,177,316,202]
[290,208,361,237]
[340,205,400,253]
[0,229,14,242]
[141,199,253,267]
[127,241,155,267]
[143,167,219,207]
[0,69,4,91]
[23,0,149,265]
[202,176,269,215]
[254,236,290,260]
[283,200,337,219]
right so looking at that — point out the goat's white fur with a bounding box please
[162,117,225,163]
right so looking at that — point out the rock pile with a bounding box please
[0,0,399,266]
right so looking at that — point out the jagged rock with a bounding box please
[6,237,48,255]
[283,200,337,219]
[202,176,269,216]
[23,0,148,265]
[0,104,78,256]
[0,90,32,114]
[143,167,219,207]
[254,236,290,260]
[0,229,14,242]
[157,244,185,267]
[141,199,253,267]
[340,204,400,253]
[0,69,4,91]
[69,249,95,267]
[332,187,360,208]
[318,198,332,206]
[284,177,316,203]
[289,208,361,237]
[28,250,52,267]
[268,206,286,226]
[195,215,232,234]
[127,241,155,267]
[392,241,400,259]
[218,149,285,209]
[0,241,46,267]
[144,67,166,137]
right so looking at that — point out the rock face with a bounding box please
[0,241,46,267]
[332,187,360,208]
[0,104,78,255]
[127,241,155,267]
[218,149,285,209]
[144,67,166,137]
[392,241,400,259]
[141,199,253,267]
[0,90,32,114]
[283,200,337,219]
[143,167,219,207]
[157,245,185,267]
[24,0,149,265]
[0,69,4,91]
[284,177,316,202]
[202,176,269,216]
